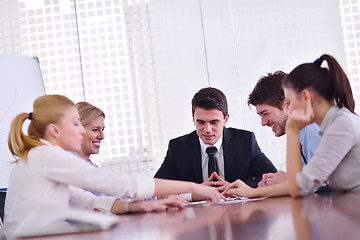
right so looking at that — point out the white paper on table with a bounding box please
[216,197,267,204]
[185,197,267,207]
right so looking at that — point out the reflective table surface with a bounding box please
[4,191,360,240]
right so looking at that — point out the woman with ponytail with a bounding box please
[224,54,360,198]
[4,95,223,234]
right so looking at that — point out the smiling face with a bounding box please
[255,103,289,137]
[54,106,85,152]
[79,116,105,160]
[193,107,229,145]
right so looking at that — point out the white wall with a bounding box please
[0,0,351,175]
[150,0,346,170]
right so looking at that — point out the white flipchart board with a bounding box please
[0,56,45,188]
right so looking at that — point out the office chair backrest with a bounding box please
[0,191,6,224]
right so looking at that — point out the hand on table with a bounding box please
[258,171,287,187]
[222,179,253,198]
[139,195,187,212]
[192,182,227,202]
[112,195,187,214]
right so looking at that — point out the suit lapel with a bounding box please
[222,128,234,182]
[190,132,203,183]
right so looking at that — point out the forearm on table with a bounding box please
[286,130,303,197]
[153,178,195,196]
[111,199,146,214]
[249,181,290,198]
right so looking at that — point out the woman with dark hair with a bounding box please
[224,54,360,198]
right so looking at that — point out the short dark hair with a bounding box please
[248,71,288,110]
[191,87,228,118]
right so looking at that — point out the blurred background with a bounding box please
[1,0,359,182]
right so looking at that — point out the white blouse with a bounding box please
[296,106,360,194]
[4,140,155,233]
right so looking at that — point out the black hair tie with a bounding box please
[314,57,323,67]
[28,112,32,120]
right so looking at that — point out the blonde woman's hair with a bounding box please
[76,102,105,127]
[8,95,75,162]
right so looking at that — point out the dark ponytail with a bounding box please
[284,54,355,113]
[322,54,355,113]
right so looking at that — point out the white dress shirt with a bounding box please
[179,135,224,201]
[199,134,225,181]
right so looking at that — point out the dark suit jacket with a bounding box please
[155,127,277,187]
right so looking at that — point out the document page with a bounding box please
[186,197,267,207]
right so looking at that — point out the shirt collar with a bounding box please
[319,105,340,136]
[70,150,95,165]
[199,133,223,154]
[40,138,51,145]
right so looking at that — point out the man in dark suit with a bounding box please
[155,87,277,196]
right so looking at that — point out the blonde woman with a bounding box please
[74,102,105,165]
[75,101,191,209]
[5,95,224,233]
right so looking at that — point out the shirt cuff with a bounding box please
[296,171,323,195]
[91,196,117,213]
[179,193,192,201]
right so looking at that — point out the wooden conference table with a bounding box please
[9,191,360,240]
